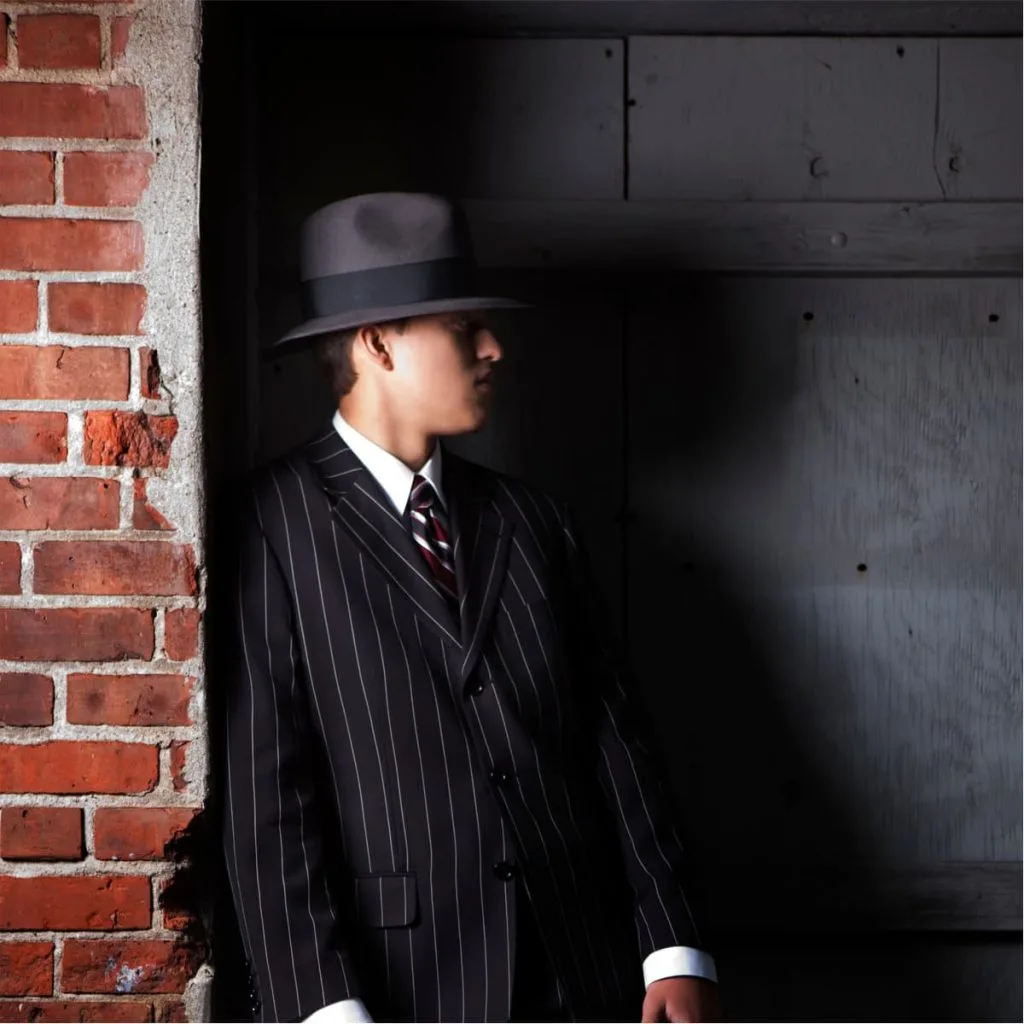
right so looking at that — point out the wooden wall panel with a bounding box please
[464,199,1022,273]
[936,39,1023,199]
[626,279,1021,872]
[629,37,942,200]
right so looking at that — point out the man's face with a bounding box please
[386,312,502,435]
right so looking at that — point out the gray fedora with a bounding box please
[274,192,524,350]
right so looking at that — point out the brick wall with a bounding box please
[0,1,204,1021]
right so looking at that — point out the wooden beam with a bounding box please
[260,2,1023,39]
[464,200,1022,274]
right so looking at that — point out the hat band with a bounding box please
[301,256,477,320]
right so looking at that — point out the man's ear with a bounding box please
[354,323,393,371]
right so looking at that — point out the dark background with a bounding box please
[199,2,1023,1020]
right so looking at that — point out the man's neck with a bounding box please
[336,400,435,472]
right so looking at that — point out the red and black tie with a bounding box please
[408,474,458,603]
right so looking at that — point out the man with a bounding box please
[223,193,721,1023]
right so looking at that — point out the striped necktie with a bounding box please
[408,474,458,603]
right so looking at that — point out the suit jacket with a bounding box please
[223,423,704,1023]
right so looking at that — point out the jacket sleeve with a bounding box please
[560,503,709,961]
[222,491,363,1022]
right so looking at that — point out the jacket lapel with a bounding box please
[303,429,461,648]
[445,452,513,684]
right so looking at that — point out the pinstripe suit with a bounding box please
[223,419,708,1023]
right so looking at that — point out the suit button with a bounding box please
[469,680,486,696]
[488,769,512,786]
[493,861,517,881]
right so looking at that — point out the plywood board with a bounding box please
[629,37,942,200]
[463,199,1022,273]
[625,279,1022,871]
[936,39,1023,199]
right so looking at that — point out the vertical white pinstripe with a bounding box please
[483,652,515,1016]
[282,470,375,869]
[498,589,617,1005]
[336,544,396,868]
[441,650,490,1020]
[268,478,349,872]
[490,624,593,1005]
[265,560,301,1012]
[563,514,701,946]
[496,480,547,564]
[384,587,419,1021]
[287,635,332,1004]
[601,689,701,941]
[256,488,340,998]
[416,619,467,1021]
[240,540,278,1021]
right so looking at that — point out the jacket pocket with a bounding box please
[352,871,418,928]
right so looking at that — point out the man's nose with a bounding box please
[477,329,503,363]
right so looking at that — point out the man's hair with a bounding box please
[315,317,411,399]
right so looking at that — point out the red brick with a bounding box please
[0,345,129,400]
[132,477,173,532]
[163,609,198,662]
[0,219,142,272]
[0,477,119,531]
[111,15,134,62]
[0,608,154,661]
[169,741,187,793]
[0,875,150,930]
[84,412,177,468]
[61,940,198,995]
[0,152,54,206]
[139,346,160,398]
[18,15,100,70]
[0,543,19,594]
[0,807,83,861]
[93,808,196,861]
[0,741,158,794]
[0,674,53,726]
[67,673,192,726]
[65,152,153,208]
[0,281,38,332]
[0,941,53,996]
[34,542,197,597]
[48,283,146,336]
[157,1002,186,1022]
[0,1002,153,1023]
[0,412,66,464]
[0,14,7,69]
[159,879,193,933]
[0,84,146,139]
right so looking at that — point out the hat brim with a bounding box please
[270,295,529,356]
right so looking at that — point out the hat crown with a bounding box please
[300,192,472,281]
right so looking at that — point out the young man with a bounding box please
[223,193,721,1023]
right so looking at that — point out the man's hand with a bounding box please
[641,977,722,1023]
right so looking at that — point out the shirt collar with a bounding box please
[332,409,445,515]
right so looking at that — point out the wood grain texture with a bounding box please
[463,200,1022,272]
[625,279,1021,874]
[628,37,942,200]
[936,39,1023,199]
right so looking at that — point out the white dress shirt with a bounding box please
[303,413,716,1023]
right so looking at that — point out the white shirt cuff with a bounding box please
[304,997,374,1023]
[643,945,718,987]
